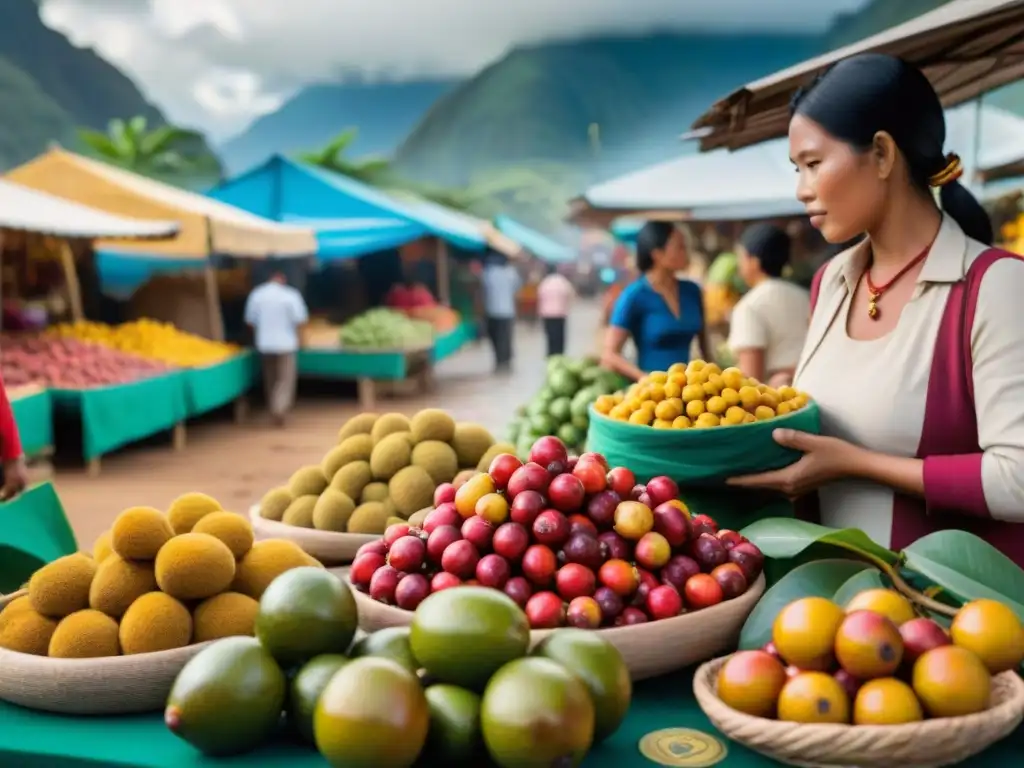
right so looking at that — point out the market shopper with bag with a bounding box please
[728,53,1024,566]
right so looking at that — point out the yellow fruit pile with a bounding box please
[260,409,505,536]
[717,588,1024,726]
[593,360,810,429]
[0,493,321,659]
[49,319,241,367]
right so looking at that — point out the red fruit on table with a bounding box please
[492,522,530,562]
[441,540,480,580]
[369,565,403,604]
[636,492,654,509]
[710,563,748,600]
[521,544,557,586]
[433,483,456,506]
[690,533,728,571]
[387,536,426,573]
[615,607,649,626]
[572,460,607,495]
[728,541,765,582]
[560,532,605,572]
[635,532,672,571]
[431,572,462,592]
[503,576,533,608]
[476,554,512,589]
[426,525,462,563]
[529,436,569,468]
[525,591,567,629]
[547,473,586,513]
[652,502,691,548]
[567,514,598,538]
[395,574,430,611]
[645,476,680,508]
[636,567,660,594]
[597,530,632,561]
[646,584,684,620]
[684,573,725,610]
[506,463,551,499]
[546,460,568,477]
[690,514,719,536]
[350,552,385,590]
[630,484,647,502]
[661,555,701,592]
[461,516,495,552]
[355,540,387,559]
[605,467,635,499]
[509,489,545,527]
[383,524,412,548]
[566,596,603,629]
[594,586,625,624]
[716,530,745,550]
[834,669,861,699]
[566,456,579,472]
[556,563,597,601]
[532,509,571,548]
[586,490,620,529]
[578,452,610,472]
[424,504,461,534]
[487,453,523,490]
[598,559,640,597]
[899,618,951,664]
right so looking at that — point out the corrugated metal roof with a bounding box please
[0,178,179,239]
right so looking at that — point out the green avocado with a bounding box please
[423,684,483,762]
[165,637,286,757]
[349,626,418,673]
[288,654,349,745]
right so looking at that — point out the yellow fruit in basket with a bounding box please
[754,406,776,421]
[777,672,850,724]
[323,435,373,478]
[609,404,630,421]
[648,371,667,384]
[0,596,33,626]
[390,466,437,517]
[682,384,704,403]
[672,416,691,429]
[844,589,916,627]
[92,531,114,563]
[331,461,373,500]
[347,502,390,534]
[192,512,255,559]
[452,423,495,468]
[360,482,389,504]
[834,610,903,679]
[912,646,991,717]
[193,592,259,642]
[721,388,741,408]
[411,441,459,484]
[89,554,158,618]
[48,319,240,367]
[949,599,1024,673]
[694,413,720,428]
[688,360,706,373]
[852,678,923,725]
[685,400,705,420]
[167,492,223,535]
[738,386,760,411]
[778,386,797,401]
[654,399,682,421]
[628,410,652,426]
[370,433,414,481]
[663,380,682,399]
[772,597,845,671]
[338,412,379,442]
[120,592,192,655]
[49,609,121,658]
[652,419,672,429]
[716,650,788,717]
[28,553,97,619]
[0,604,58,655]
[723,407,746,426]
[155,533,236,601]
[111,506,174,560]
[232,539,314,599]
[259,487,293,521]
[288,467,329,498]
[371,413,411,445]
[706,396,727,415]
[721,368,744,390]
[410,408,456,444]
[313,489,356,532]
[282,496,318,528]
[776,402,793,416]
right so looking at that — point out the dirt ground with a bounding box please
[52,301,604,549]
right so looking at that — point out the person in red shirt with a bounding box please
[0,382,27,499]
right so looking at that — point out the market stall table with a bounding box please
[9,385,53,459]
[182,351,258,420]
[297,342,435,410]
[0,666,1019,767]
[430,321,476,364]
[51,372,188,476]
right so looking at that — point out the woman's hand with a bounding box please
[727,429,863,497]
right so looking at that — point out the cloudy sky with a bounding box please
[40,0,870,142]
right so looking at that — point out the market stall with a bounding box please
[5,149,316,467]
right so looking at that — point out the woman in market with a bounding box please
[0,379,27,500]
[601,222,712,381]
[727,223,810,387]
[728,53,1024,565]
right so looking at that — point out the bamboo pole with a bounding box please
[203,216,226,342]
[58,240,84,322]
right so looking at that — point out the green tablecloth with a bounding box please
[0,481,76,593]
[183,352,257,417]
[0,666,1018,767]
[11,389,53,458]
[297,349,410,381]
[51,373,188,461]
[431,322,475,363]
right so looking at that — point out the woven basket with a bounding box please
[693,654,1024,767]
[351,574,765,680]
[0,591,215,715]
[249,505,380,565]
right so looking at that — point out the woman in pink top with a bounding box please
[537,264,575,357]
[729,53,1024,566]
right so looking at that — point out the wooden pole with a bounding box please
[203,216,226,341]
[58,239,84,322]
[435,238,451,305]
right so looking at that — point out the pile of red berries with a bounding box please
[350,436,765,630]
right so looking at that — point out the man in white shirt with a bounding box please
[244,270,309,425]
[480,252,521,374]
[728,224,810,386]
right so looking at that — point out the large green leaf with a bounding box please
[832,568,887,608]
[902,530,1024,621]
[737,559,874,650]
[740,517,899,566]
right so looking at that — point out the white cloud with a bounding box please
[39,0,869,139]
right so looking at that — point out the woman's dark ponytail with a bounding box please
[939,179,994,246]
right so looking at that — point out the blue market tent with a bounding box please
[494,215,574,264]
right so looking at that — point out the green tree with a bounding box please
[77,116,222,188]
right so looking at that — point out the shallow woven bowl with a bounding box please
[0,591,215,715]
[249,505,380,565]
[351,573,765,681]
[693,654,1024,768]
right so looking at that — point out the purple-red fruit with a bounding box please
[395,573,430,610]
[441,540,479,580]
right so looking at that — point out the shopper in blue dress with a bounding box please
[602,222,711,380]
